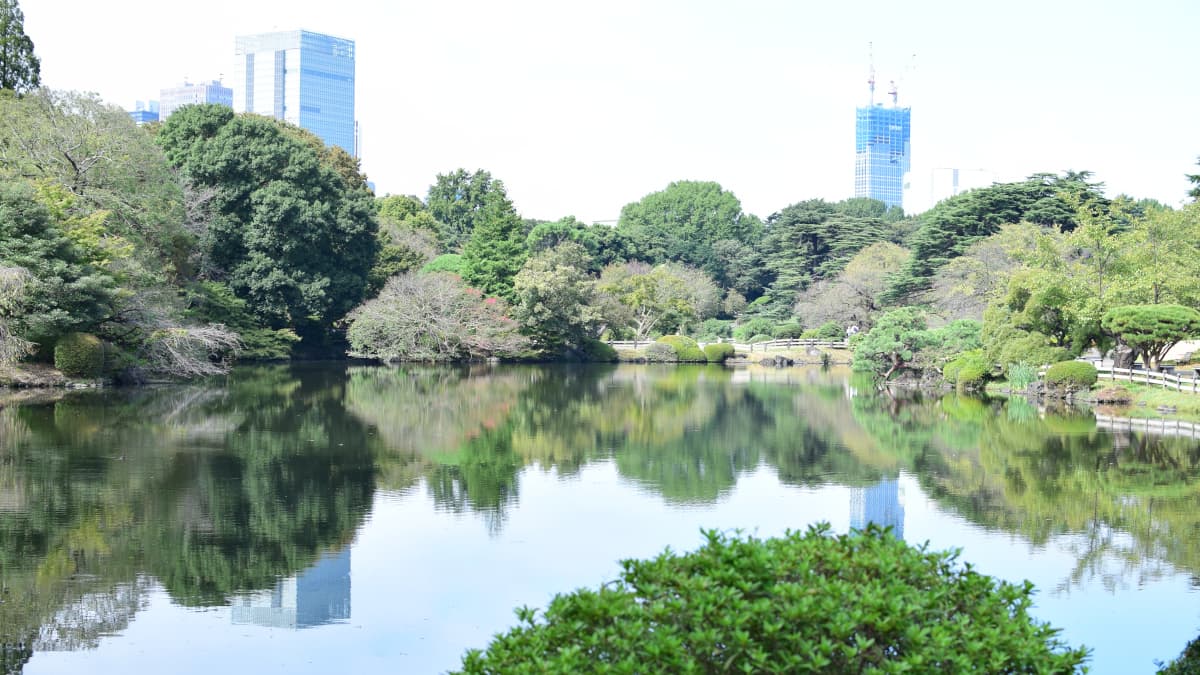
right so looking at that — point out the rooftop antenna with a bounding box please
[867,42,876,106]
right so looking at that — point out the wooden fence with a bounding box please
[607,339,849,353]
[1094,366,1200,393]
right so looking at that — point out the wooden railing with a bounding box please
[607,339,849,352]
[1094,366,1200,393]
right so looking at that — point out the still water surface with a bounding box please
[2,363,1198,673]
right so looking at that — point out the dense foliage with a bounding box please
[1044,361,1098,391]
[456,525,1088,673]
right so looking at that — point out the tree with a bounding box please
[512,242,605,353]
[852,307,931,381]
[0,0,39,93]
[156,105,379,341]
[427,169,510,251]
[616,181,761,291]
[597,262,719,341]
[459,185,527,303]
[0,265,33,363]
[886,174,1104,302]
[793,242,910,330]
[1102,305,1200,371]
[346,272,528,361]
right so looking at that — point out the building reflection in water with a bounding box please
[850,478,904,539]
[231,549,351,629]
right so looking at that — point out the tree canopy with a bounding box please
[0,0,39,93]
[156,104,379,343]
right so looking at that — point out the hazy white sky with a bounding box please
[21,0,1200,222]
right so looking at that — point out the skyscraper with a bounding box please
[854,104,911,209]
[232,30,356,155]
[159,80,233,120]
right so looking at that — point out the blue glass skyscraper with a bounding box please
[854,105,911,209]
[233,30,356,156]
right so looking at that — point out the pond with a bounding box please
[1,363,1198,673]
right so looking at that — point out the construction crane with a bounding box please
[888,80,898,107]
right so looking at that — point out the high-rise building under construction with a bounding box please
[854,54,911,209]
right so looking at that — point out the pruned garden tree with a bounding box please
[793,241,909,331]
[1101,304,1200,371]
[0,264,33,363]
[597,262,720,341]
[0,0,39,93]
[851,307,931,381]
[346,272,528,361]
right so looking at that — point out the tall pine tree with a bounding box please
[0,0,39,93]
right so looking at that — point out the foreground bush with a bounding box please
[703,343,735,363]
[456,525,1087,674]
[656,335,706,362]
[54,332,104,377]
[1159,633,1200,674]
[1045,360,1098,392]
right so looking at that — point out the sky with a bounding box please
[20,0,1200,223]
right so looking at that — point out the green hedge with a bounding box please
[703,343,735,363]
[642,342,678,363]
[54,332,104,378]
[1045,361,1098,390]
[455,525,1088,673]
[656,335,706,362]
[579,338,618,363]
[747,333,772,344]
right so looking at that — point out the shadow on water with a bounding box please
[3,362,1200,666]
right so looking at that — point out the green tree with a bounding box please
[1102,305,1200,371]
[459,185,527,302]
[0,0,39,93]
[792,241,910,330]
[512,242,604,354]
[616,181,761,291]
[852,307,930,380]
[597,262,720,341]
[156,105,379,343]
[427,169,510,251]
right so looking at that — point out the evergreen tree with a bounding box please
[460,186,527,302]
[0,0,39,93]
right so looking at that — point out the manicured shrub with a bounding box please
[578,338,617,363]
[703,343,735,363]
[54,332,104,378]
[747,333,773,344]
[944,350,990,389]
[800,328,821,339]
[455,525,1089,674]
[816,321,846,340]
[642,342,678,363]
[771,322,805,339]
[1045,360,1098,391]
[656,335,705,362]
[732,317,773,341]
